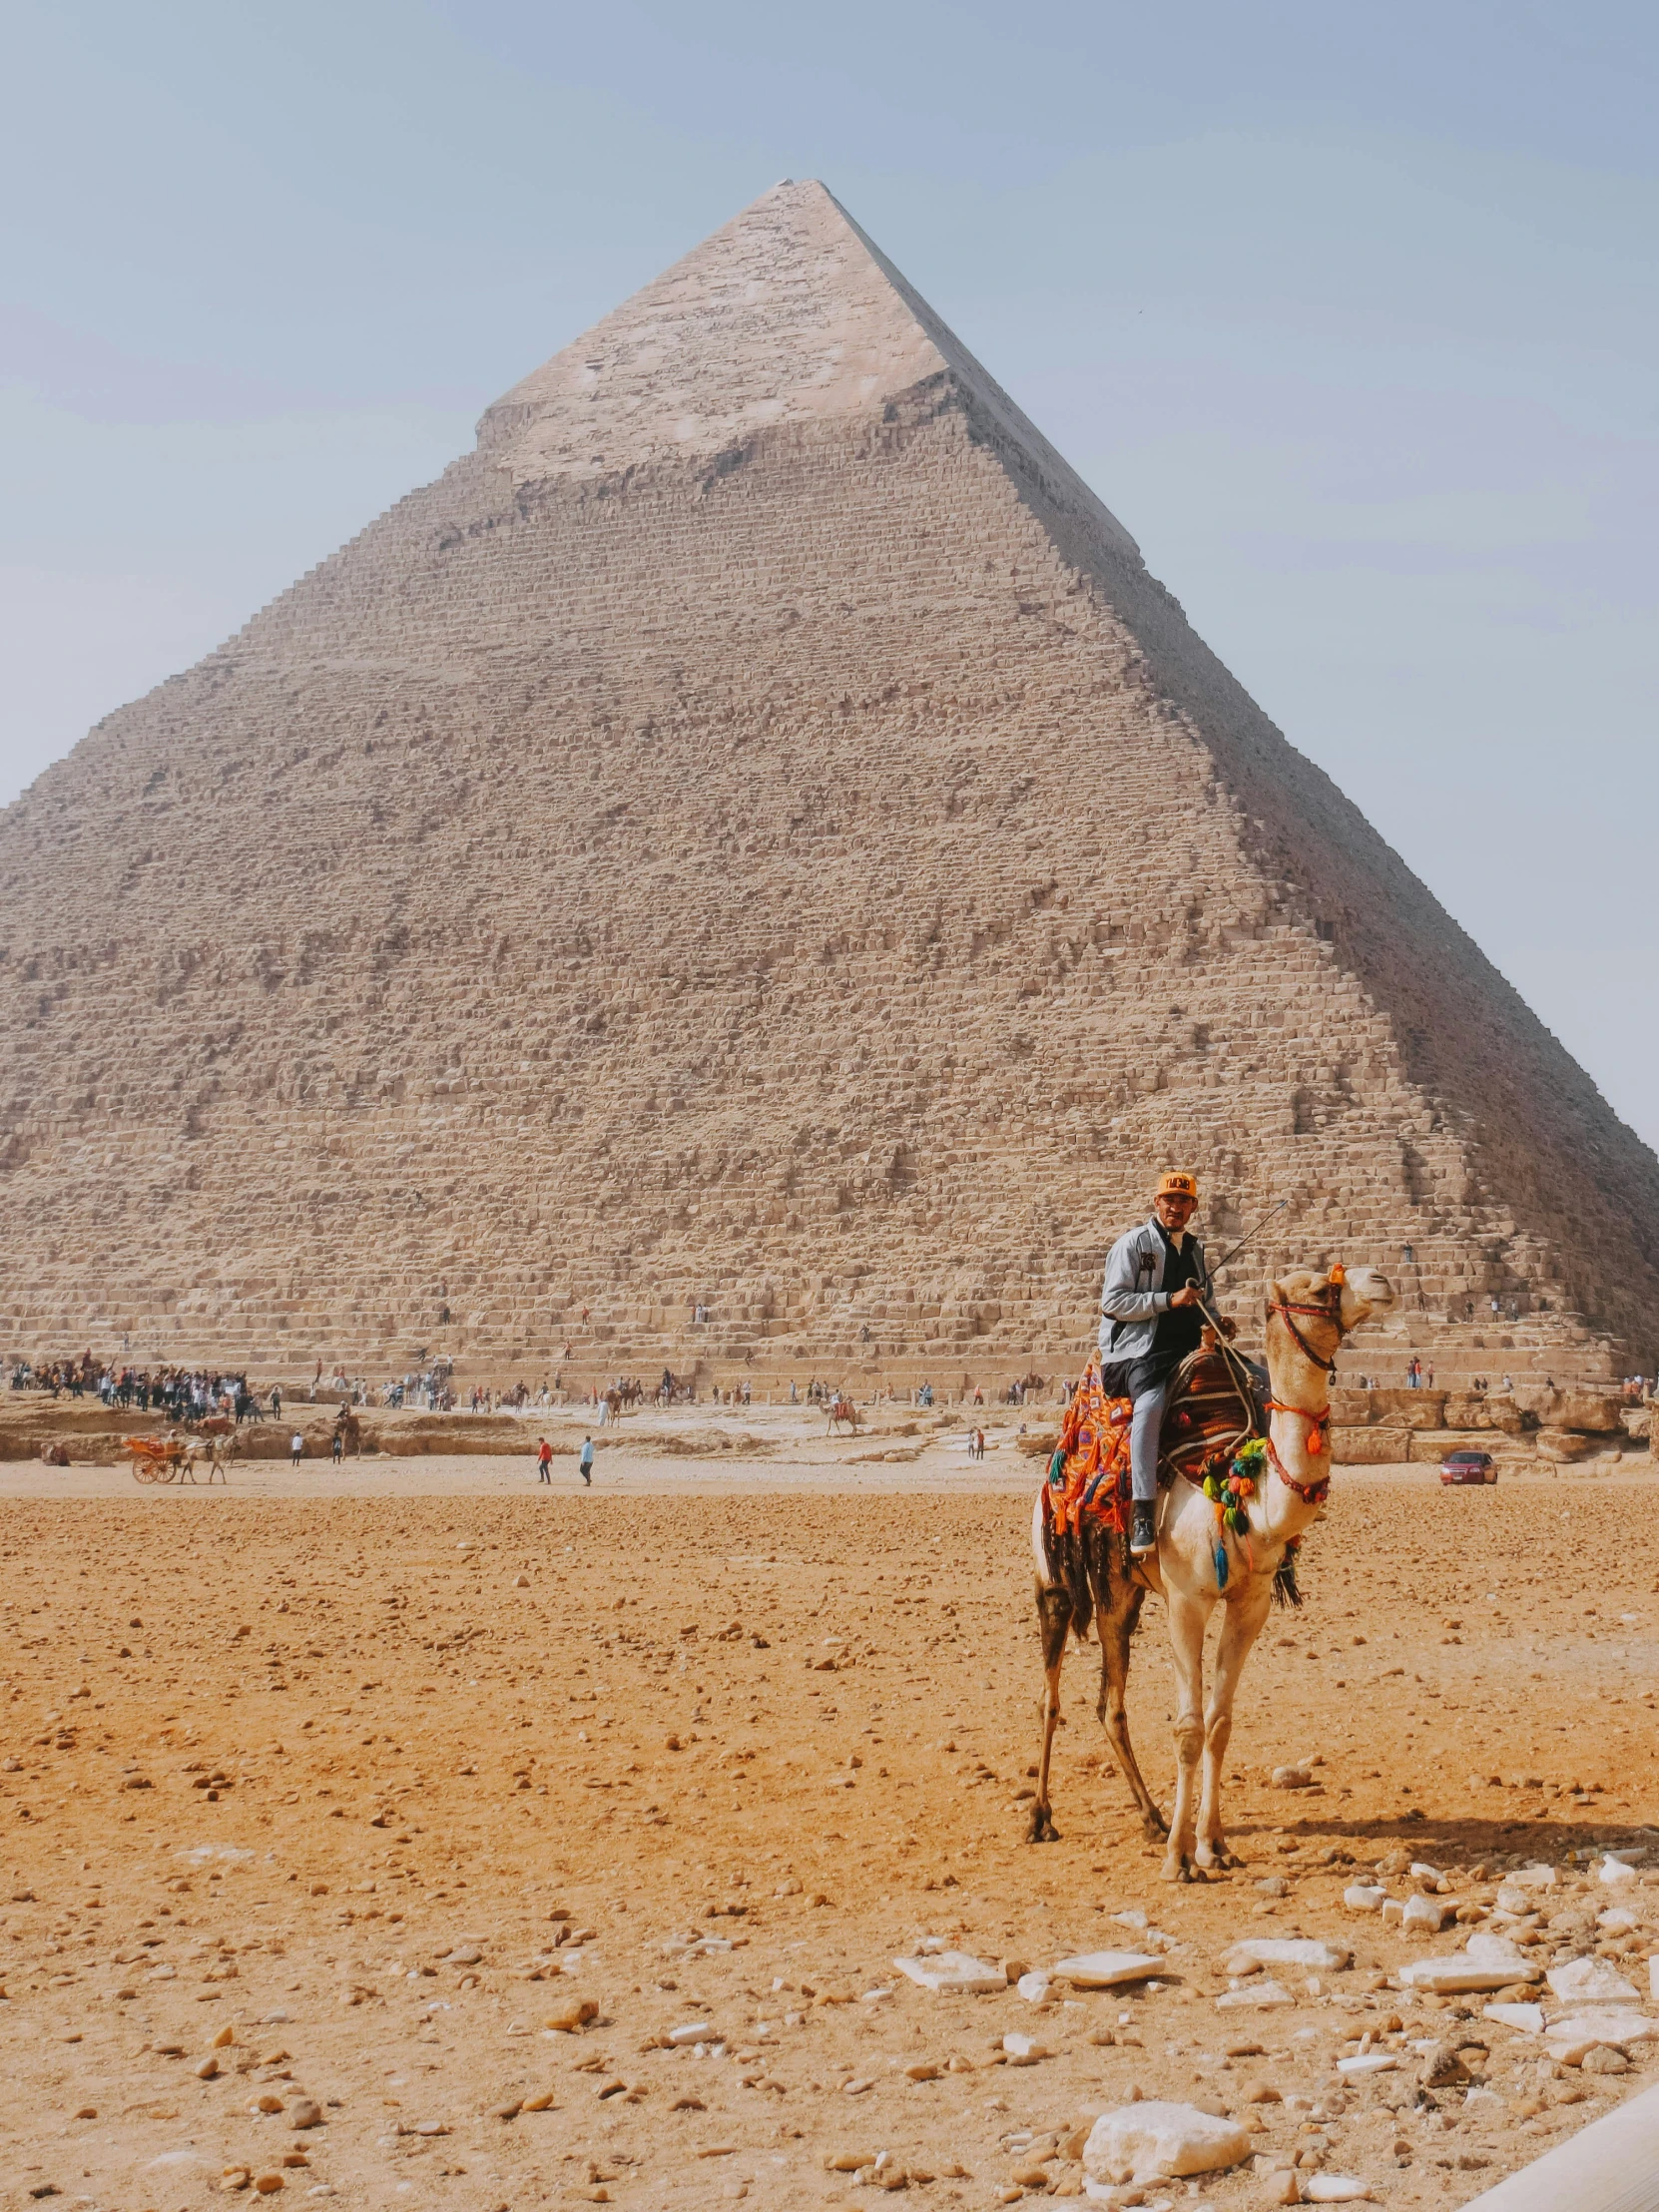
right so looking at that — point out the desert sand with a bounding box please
[3,1440,1657,2212]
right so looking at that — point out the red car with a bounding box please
[1440,1448,1496,1485]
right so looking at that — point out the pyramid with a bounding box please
[3,179,1656,1386]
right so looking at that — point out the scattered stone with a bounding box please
[544,1999,599,2032]
[254,2180,283,2197]
[1255,1877,1291,1899]
[892,1951,1005,1994]
[1398,1935,1540,1993]
[1216,1979,1296,2009]
[1302,2181,1376,2204]
[1582,2044,1630,2075]
[1400,1895,1451,1935]
[903,2062,939,2081]
[1599,1855,1638,1887]
[667,2022,717,2045]
[1336,2053,1396,2077]
[825,2151,873,2173]
[1344,1885,1385,1914]
[1547,1956,1640,2004]
[1221,1939,1351,1975]
[196,2057,220,2079]
[1083,2100,1251,2184]
[522,2091,555,2111]
[1544,2009,1659,2064]
[445,1945,483,1966]
[287,2099,322,2130]
[1002,2032,1048,2061]
[1015,1971,1051,2005]
[1418,2039,1473,2088]
[1482,2002,1544,2033]
[1272,1766,1315,1789]
[1052,1950,1165,1989]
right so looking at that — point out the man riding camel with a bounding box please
[1099,1169,1209,1557]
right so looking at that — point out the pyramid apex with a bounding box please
[475,182,1137,556]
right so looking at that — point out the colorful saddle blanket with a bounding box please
[1043,1347,1262,1537]
[1043,1361,1133,1537]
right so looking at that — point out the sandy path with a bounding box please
[2,1468,1657,2212]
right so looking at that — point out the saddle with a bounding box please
[1043,1345,1263,1538]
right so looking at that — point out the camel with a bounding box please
[1027,1263,1393,1881]
[826,1391,863,1436]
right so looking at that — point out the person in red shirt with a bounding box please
[536,1435,553,1484]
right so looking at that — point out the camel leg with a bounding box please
[1094,1592,1166,1841]
[1162,1589,1212,1883]
[1028,1581,1070,1843]
[1194,1583,1272,1870]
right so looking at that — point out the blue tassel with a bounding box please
[1214,1541,1230,1590]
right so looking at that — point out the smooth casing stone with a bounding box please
[1216,1978,1295,2009]
[1507,1864,1559,1893]
[1483,2002,1544,2033]
[1344,1885,1386,1914]
[1398,1938,1540,1993]
[1083,2099,1252,2183]
[1544,2009,1659,2064]
[1302,2181,1376,2204]
[891,1951,1006,1995]
[1547,1957,1641,2004]
[1052,1951,1165,1989]
[1222,1939,1351,1976]
[667,2021,717,2045]
[1336,2052,1397,2076]
[1016,1971,1051,2005]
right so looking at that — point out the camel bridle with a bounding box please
[1262,1280,1353,1503]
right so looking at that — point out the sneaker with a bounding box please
[1129,1499,1157,1555]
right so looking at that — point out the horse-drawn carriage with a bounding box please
[124,1429,233,1484]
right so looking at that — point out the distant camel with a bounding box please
[826,1392,863,1436]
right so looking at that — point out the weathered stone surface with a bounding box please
[1221,1938,1350,1975]
[1547,1956,1641,2005]
[1083,2100,1251,2183]
[1331,1428,1411,1465]
[1440,1393,1525,1432]
[892,1951,1004,1995]
[1051,1950,1164,1989]
[3,178,1657,1383]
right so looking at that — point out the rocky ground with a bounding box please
[3,1457,1658,2212]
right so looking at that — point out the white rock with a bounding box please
[1547,1956,1641,2005]
[667,2020,717,2045]
[1409,1862,1444,1882]
[1271,1765,1314,1789]
[1344,1885,1386,1914]
[1598,1907,1640,1932]
[1463,2086,1505,2115]
[1083,2100,1252,2183]
[1381,1899,1404,1927]
[445,1944,483,1965]
[891,1950,1006,1995]
[1544,2008,1659,2064]
[1495,1885,1534,1914]
[1111,1908,1149,1929]
[1302,2180,1375,2204]
[1335,2052,1396,2077]
[1398,1936,1540,1993]
[1599,1855,1638,1887]
[1483,2002,1544,2033]
[1017,1971,1052,2005]
[1651,1955,1659,2004]
[1215,1978,1295,2009]
[1053,1950,1166,1989]
[1400,1895,1450,1935]
[1466,1931,1541,1973]
[1507,1863,1559,1893]
[1003,2031,1048,2058]
[1221,1938,1350,1975]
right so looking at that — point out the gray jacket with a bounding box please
[1097,1218,1209,1361]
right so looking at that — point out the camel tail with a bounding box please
[1272,1546,1305,1609]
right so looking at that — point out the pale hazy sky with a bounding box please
[4,3,1656,1142]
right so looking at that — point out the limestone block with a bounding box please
[1083,2101,1251,2184]
[1332,1427,1409,1465]
[1440,1393,1524,1432]
[1348,1388,1446,1430]
[1536,1427,1596,1461]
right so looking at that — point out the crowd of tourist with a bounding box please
[8,1353,265,1421]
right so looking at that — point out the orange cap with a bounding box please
[1156,1171,1198,1201]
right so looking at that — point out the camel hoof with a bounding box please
[1141,1809,1169,1843]
[1026,1807,1060,1844]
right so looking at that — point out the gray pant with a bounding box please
[1130,1382,1167,1503]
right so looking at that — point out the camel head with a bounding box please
[1265,1263,1395,1385]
